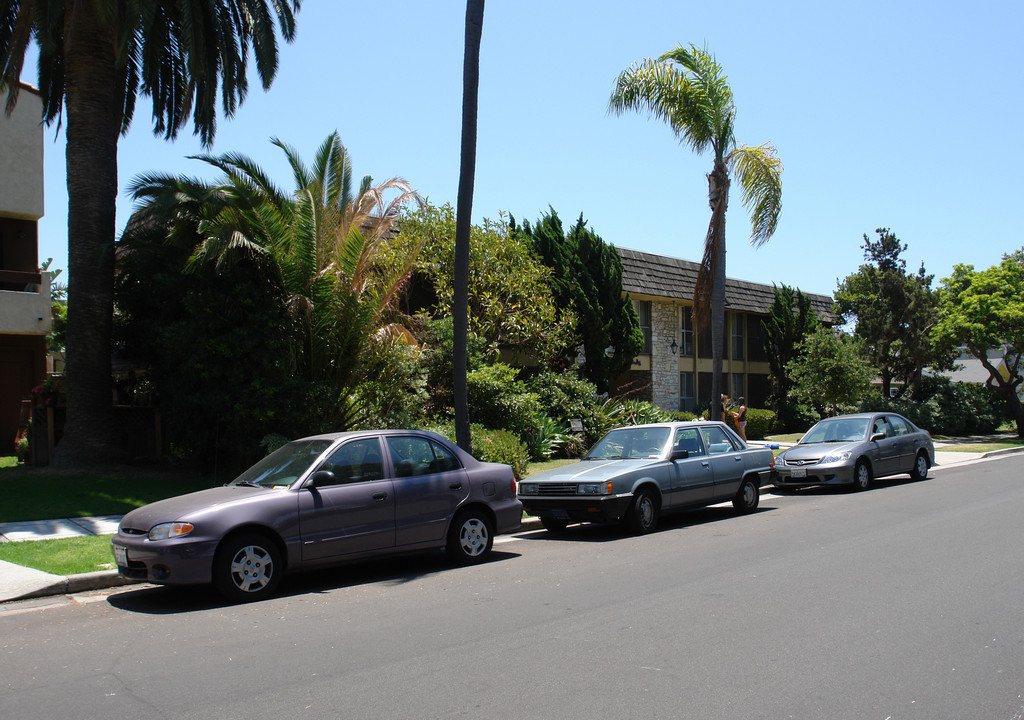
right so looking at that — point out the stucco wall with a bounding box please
[0,86,44,220]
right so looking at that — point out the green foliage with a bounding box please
[668,411,699,422]
[742,408,777,440]
[524,415,573,461]
[595,397,673,438]
[417,317,496,418]
[524,369,602,447]
[389,202,576,364]
[861,375,1003,436]
[762,284,820,431]
[787,328,875,418]
[835,228,947,398]
[933,249,1024,436]
[465,363,544,441]
[428,422,529,479]
[517,209,643,392]
[351,342,429,430]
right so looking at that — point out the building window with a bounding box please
[680,306,694,357]
[637,300,652,354]
[747,315,768,362]
[731,373,745,402]
[679,372,696,413]
[731,313,744,360]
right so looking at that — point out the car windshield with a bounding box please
[585,427,670,460]
[799,418,870,444]
[229,439,335,488]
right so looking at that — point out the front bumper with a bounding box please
[111,533,219,586]
[519,493,634,524]
[771,462,856,487]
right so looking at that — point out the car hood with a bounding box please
[780,442,861,463]
[527,458,658,483]
[120,485,289,531]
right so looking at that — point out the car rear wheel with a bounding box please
[626,488,659,535]
[909,452,929,481]
[446,510,494,564]
[213,532,283,602]
[851,460,872,491]
[733,477,760,514]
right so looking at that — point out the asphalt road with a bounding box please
[2,456,1023,720]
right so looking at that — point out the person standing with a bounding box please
[731,397,748,441]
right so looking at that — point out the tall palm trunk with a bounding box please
[706,164,730,423]
[53,7,122,464]
[454,0,484,452]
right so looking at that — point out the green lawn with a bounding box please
[0,534,115,576]
[934,439,1024,453]
[0,464,216,523]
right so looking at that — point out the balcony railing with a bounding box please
[0,269,44,292]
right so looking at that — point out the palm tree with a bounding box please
[1,0,301,464]
[128,131,424,427]
[609,44,782,422]
[453,0,485,452]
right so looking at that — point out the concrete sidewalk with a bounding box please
[1,445,1019,604]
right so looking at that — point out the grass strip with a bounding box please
[0,467,216,523]
[0,535,116,576]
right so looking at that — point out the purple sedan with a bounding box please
[112,430,522,601]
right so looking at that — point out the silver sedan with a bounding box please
[771,412,934,492]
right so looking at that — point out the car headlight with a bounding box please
[148,522,195,541]
[577,482,613,495]
[518,483,539,495]
[821,451,853,464]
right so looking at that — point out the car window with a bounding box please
[873,418,893,438]
[320,438,384,485]
[887,415,910,435]
[699,426,736,454]
[586,427,670,459]
[673,428,705,456]
[231,438,334,488]
[386,437,462,477]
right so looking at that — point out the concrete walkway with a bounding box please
[1,445,1019,604]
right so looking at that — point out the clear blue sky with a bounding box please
[24,0,1024,298]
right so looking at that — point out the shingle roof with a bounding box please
[617,246,834,320]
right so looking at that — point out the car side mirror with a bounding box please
[309,470,336,487]
[870,433,885,443]
[671,449,689,460]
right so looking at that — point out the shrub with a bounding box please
[467,363,544,440]
[470,425,531,479]
[524,415,574,460]
[594,397,672,437]
[860,376,1003,436]
[742,408,777,440]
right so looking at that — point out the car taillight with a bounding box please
[511,478,517,495]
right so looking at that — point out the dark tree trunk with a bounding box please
[453,0,484,453]
[706,164,729,423]
[51,6,123,465]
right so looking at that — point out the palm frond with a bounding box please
[729,143,783,245]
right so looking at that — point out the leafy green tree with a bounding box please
[933,250,1024,437]
[787,327,875,418]
[835,228,947,398]
[1,0,301,465]
[127,132,424,429]
[519,208,643,393]
[392,202,576,364]
[610,43,782,423]
[762,284,819,430]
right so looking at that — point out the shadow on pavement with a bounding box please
[106,548,520,615]
[517,505,777,543]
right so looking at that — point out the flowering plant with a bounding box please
[31,375,63,407]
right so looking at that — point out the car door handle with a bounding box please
[701,461,710,467]
[449,482,463,490]
[372,492,388,501]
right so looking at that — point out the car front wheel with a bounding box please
[626,488,659,535]
[851,460,872,491]
[446,510,494,564]
[733,477,760,514]
[213,532,283,602]
[910,452,929,481]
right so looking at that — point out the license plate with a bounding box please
[112,544,128,566]
[551,509,570,519]
[790,468,806,478]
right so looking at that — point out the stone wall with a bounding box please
[650,301,678,411]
